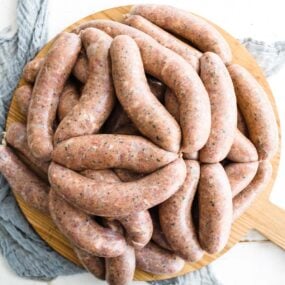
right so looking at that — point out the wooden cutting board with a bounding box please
[5,5,284,281]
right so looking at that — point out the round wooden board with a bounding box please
[5,5,284,282]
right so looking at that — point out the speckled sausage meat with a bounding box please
[135,242,185,275]
[27,32,81,161]
[54,29,115,144]
[227,129,258,162]
[52,135,178,173]
[110,35,181,153]
[164,88,180,122]
[199,52,237,163]
[103,77,165,134]
[159,160,203,261]
[0,146,49,213]
[6,122,49,174]
[233,161,272,220]
[124,14,201,71]
[22,57,44,83]
[14,85,32,117]
[198,163,232,254]
[48,189,126,257]
[82,168,152,248]
[106,245,135,285]
[118,210,153,249]
[130,4,232,63]
[150,209,172,250]
[72,51,89,83]
[225,162,259,197]
[48,159,186,217]
[57,82,80,121]
[228,64,278,160]
[74,248,105,280]
[74,20,211,154]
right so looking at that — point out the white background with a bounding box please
[0,0,285,284]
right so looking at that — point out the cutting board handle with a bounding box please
[249,201,285,250]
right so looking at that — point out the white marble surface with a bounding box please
[0,0,285,284]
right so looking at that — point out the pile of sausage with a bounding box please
[0,4,278,285]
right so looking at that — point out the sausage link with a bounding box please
[199,52,237,163]
[22,57,44,83]
[135,242,185,275]
[124,14,201,71]
[225,162,258,197]
[198,163,232,254]
[150,209,172,250]
[14,84,32,117]
[103,77,165,134]
[228,64,278,160]
[48,158,186,217]
[110,35,181,153]
[130,4,232,63]
[48,189,126,257]
[164,88,180,122]
[0,146,48,212]
[74,248,105,280]
[74,20,211,154]
[57,82,80,121]
[118,210,153,249]
[159,160,203,261]
[54,29,115,144]
[72,51,88,83]
[233,160,272,220]
[82,168,152,248]
[106,245,135,285]
[52,134,178,173]
[227,129,258,162]
[27,32,81,161]
[6,122,49,174]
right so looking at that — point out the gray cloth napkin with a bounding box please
[0,0,284,284]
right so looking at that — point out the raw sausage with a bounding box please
[14,85,32,117]
[22,57,44,83]
[135,242,185,275]
[159,160,203,261]
[118,210,153,249]
[199,52,237,163]
[150,209,172,250]
[52,134,178,173]
[233,160,272,220]
[54,28,115,144]
[57,82,80,121]
[0,146,48,213]
[6,122,49,174]
[228,64,278,160]
[74,20,211,154]
[130,4,232,63]
[103,77,165,134]
[124,14,201,71]
[227,129,258,162]
[72,51,88,83]
[48,158,186,217]
[106,245,135,285]
[113,169,144,182]
[110,35,181,152]
[27,32,81,161]
[48,189,126,257]
[225,162,258,197]
[164,88,180,122]
[237,108,248,135]
[198,163,232,254]
[74,248,105,280]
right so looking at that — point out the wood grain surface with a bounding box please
[5,5,283,281]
